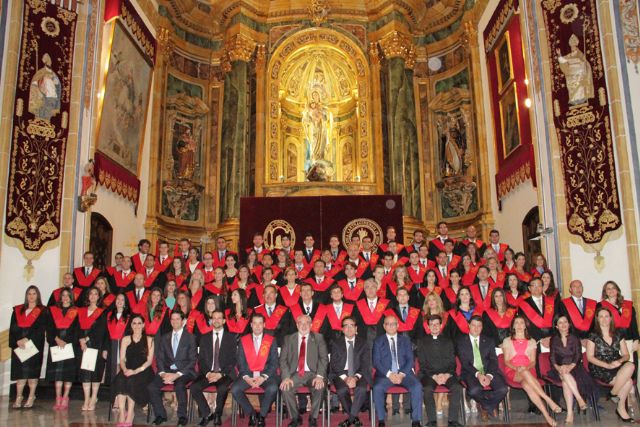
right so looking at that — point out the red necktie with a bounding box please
[298,336,306,377]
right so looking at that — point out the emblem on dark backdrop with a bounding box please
[263,220,296,249]
[342,218,382,250]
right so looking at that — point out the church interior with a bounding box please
[1,0,640,425]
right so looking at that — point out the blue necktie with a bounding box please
[402,307,407,322]
[390,337,399,373]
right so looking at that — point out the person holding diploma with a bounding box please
[113,314,154,427]
[78,286,108,411]
[10,285,46,409]
[46,288,79,410]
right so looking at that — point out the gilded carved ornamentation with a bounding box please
[222,33,257,71]
[378,31,416,69]
[309,0,330,26]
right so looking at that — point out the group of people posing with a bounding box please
[9,222,640,427]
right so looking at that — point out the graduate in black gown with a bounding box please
[105,293,130,410]
[46,288,79,411]
[10,285,46,409]
[77,286,108,411]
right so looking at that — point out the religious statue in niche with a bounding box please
[302,86,335,181]
[172,123,197,180]
[557,34,594,106]
[437,111,468,177]
[29,54,61,121]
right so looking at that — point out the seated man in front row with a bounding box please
[372,315,423,427]
[456,315,508,421]
[329,316,371,427]
[417,314,463,427]
[280,314,329,427]
[231,313,280,427]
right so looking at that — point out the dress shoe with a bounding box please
[448,422,463,427]
[427,421,437,427]
[392,409,400,415]
[177,416,189,426]
[198,413,215,426]
[377,422,386,427]
[338,420,351,427]
[309,418,318,427]
[257,415,266,427]
[411,422,421,427]
[479,406,489,422]
[152,416,167,425]
[248,414,258,426]
[616,408,635,423]
[288,417,303,427]
[352,417,363,427]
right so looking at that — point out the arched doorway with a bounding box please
[90,213,113,270]
[522,207,541,266]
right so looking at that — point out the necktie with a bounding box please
[172,332,179,358]
[347,340,355,377]
[306,305,311,314]
[85,267,89,276]
[160,256,165,264]
[122,271,126,280]
[473,338,484,374]
[402,306,407,322]
[578,298,584,314]
[254,335,260,353]
[298,336,307,376]
[219,251,224,260]
[369,301,375,312]
[441,267,447,277]
[349,280,355,290]
[316,277,321,284]
[267,306,273,316]
[213,332,220,371]
[365,253,370,261]
[390,337,399,373]
[332,251,337,260]
[137,289,142,302]
[336,305,341,318]
[421,260,426,267]
[481,285,487,299]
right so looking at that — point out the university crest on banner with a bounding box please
[4,0,77,251]
[342,218,383,250]
[263,219,296,249]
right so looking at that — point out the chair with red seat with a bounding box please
[497,353,548,423]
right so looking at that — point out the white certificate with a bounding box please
[81,348,99,372]
[14,339,39,363]
[50,344,75,362]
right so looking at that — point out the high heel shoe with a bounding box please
[608,391,620,403]
[12,396,23,409]
[23,396,35,408]
[88,397,97,411]
[616,408,634,423]
[53,396,62,410]
[59,397,69,410]
[578,401,588,412]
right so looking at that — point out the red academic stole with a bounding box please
[461,266,480,286]
[339,279,365,301]
[385,307,420,332]
[126,290,149,314]
[494,243,509,261]
[166,272,188,289]
[114,271,136,289]
[187,262,204,274]
[379,242,406,253]
[520,296,556,328]
[14,305,43,328]
[334,250,348,265]
[131,253,149,272]
[485,307,517,329]
[462,239,485,249]
[52,286,83,303]
[488,272,506,288]
[295,265,312,279]
[74,267,101,287]
[225,308,252,334]
[246,247,270,262]
[50,306,78,329]
[144,270,162,288]
[155,256,173,272]
[242,333,274,372]
[562,297,596,332]
[279,286,301,307]
[106,266,118,276]
[419,286,443,300]
[515,270,532,283]
[144,306,168,336]
[248,283,265,306]
[386,280,415,296]
[321,303,354,330]
[353,260,370,278]
[324,264,342,278]
[102,293,116,308]
[469,284,494,312]
[255,304,287,330]
[290,305,323,333]
[302,249,321,268]
[422,312,449,334]
[106,312,128,340]
[191,288,204,310]
[306,277,335,293]
[201,269,216,285]
[430,238,446,252]
[77,307,104,330]
[393,257,410,268]
[600,300,633,329]
[443,287,459,305]
[355,298,390,325]
[366,253,380,267]
[434,267,450,288]
[183,310,202,333]
[196,314,213,335]
[502,262,516,274]
[408,266,427,284]
[205,283,225,296]
[506,292,522,307]
[448,308,481,334]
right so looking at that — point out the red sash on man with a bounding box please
[423,312,449,334]
[339,279,365,301]
[201,268,216,285]
[600,300,634,329]
[106,311,128,340]
[305,277,335,293]
[392,257,410,268]
[184,310,202,333]
[114,271,136,290]
[493,243,509,262]
[155,256,173,272]
[131,253,152,273]
[196,314,213,335]
[379,242,405,253]
[279,286,301,307]
[434,267,450,289]
[191,288,204,310]
[446,254,461,270]
[488,272,506,288]
[385,307,420,332]
[248,283,265,306]
[52,287,83,304]
[144,269,162,288]
[205,283,225,296]
[365,253,380,267]
[50,306,78,329]
[484,307,517,329]
[241,333,275,372]
[290,304,323,333]
[352,260,370,278]
[324,264,342,278]
[355,298,390,325]
[461,239,485,249]
[102,293,116,308]
[302,249,321,268]
[254,304,288,330]
[225,308,253,334]
[319,303,355,331]
[126,290,150,314]
[333,250,348,266]
[562,297,596,332]
[469,284,494,313]
[14,305,43,328]
[429,238,446,253]
[143,305,168,336]
[519,296,556,328]
[408,266,427,284]
[78,306,104,331]
[245,247,270,262]
[418,286,443,300]
[506,292,522,307]
[74,267,101,288]
[106,266,119,276]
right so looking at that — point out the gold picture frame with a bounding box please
[95,20,153,175]
[499,82,521,158]
[495,31,514,93]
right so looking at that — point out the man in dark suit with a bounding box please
[191,310,237,426]
[279,314,329,427]
[559,279,596,342]
[417,314,463,427]
[231,313,280,427]
[456,315,507,421]
[372,315,423,427]
[329,316,371,427]
[148,310,198,425]
[518,278,557,348]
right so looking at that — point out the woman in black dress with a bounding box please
[10,285,46,409]
[587,306,636,422]
[482,287,517,347]
[78,286,108,411]
[105,293,130,410]
[46,288,79,410]
[113,314,154,426]
[549,315,595,423]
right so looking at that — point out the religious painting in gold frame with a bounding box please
[95,20,153,175]
[495,31,513,93]
[499,82,521,157]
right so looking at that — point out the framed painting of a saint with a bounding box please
[95,20,153,174]
[499,83,521,157]
[495,31,513,93]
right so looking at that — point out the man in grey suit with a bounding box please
[279,314,329,427]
